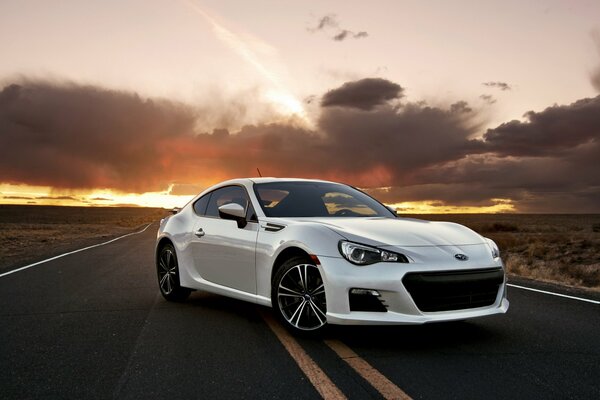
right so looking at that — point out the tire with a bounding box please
[157,243,191,302]
[272,256,328,335]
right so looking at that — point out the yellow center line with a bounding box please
[324,339,412,400]
[260,310,347,400]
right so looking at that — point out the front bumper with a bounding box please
[317,255,509,325]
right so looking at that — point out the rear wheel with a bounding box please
[272,256,327,335]
[157,243,191,302]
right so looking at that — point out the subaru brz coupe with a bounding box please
[156,178,508,334]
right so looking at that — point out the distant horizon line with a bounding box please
[1,203,598,215]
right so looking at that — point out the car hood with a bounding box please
[288,217,485,247]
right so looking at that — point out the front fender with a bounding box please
[255,222,346,300]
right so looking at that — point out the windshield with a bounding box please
[253,181,395,218]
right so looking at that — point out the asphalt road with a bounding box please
[1,223,598,399]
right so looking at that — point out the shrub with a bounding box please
[480,222,519,233]
[491,222,519,232]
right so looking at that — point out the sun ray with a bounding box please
[180,0,309,123]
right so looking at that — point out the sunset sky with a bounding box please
[1,0,600,212]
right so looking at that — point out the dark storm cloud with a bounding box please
[309,14,368,41]
[0,78,478,191]
[321,78,404,110]
[317,101,483,179]
[414,138,600,212]
[0,80,324,191]
[592,68,600,92]
[3,195,33,200]
[0,81,196,192]
[333,30,351,41]
[2,77,600,212]
[311,14,338,31]
[367,149,600,213]
[450,101,472,113]
[591,29,600,92]
[483,95,600,156]
[328,81,600,212]
[333,30,368,41]
[480,94,496,104]
[471,155,599,213]
[36,195,80,201]
[482,81,511,91]
[303,95,316,104]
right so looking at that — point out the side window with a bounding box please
[256,188,289,209]
[193,193,211,216]
[246,202,257,222]
[205,186,249,218]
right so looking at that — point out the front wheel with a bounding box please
[272,256,328,335]
[157,243,191,302]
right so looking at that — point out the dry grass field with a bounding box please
[410,214,600,291]
[0,205,168,272]
[1,206,598,291]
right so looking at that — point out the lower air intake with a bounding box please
[403,268,504,312]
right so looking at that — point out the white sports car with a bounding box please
[156,178,508,334]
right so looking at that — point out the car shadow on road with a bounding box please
[323,319,501,352]
[182,291,265,323]
[179,291,501,351]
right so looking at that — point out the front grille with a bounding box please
[403,268,504,312]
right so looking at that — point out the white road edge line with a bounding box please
[507,283,599,305]
[0,223,153,279]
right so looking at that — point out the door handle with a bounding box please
[195,228,205,237]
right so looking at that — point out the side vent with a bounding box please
[262,222,286,232]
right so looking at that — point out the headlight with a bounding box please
[338,241,408,266]
[485,238,500,259]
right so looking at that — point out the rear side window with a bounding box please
[205,186,249,217]
[193,193,211,215]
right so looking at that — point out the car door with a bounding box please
[190,185,259,294]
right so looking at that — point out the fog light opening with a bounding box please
[350,288,381,296]
[349,288,387,312]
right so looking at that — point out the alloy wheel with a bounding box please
[158,247,177,295]
[277,264,327,331]
[156,244,191,302]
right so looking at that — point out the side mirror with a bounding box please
[386,205,398,217]
[218,203,247,228]
[171,207,181,215]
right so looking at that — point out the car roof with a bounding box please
[249,177,337,184]
[215,177,339,185]
[189,177,347,207]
